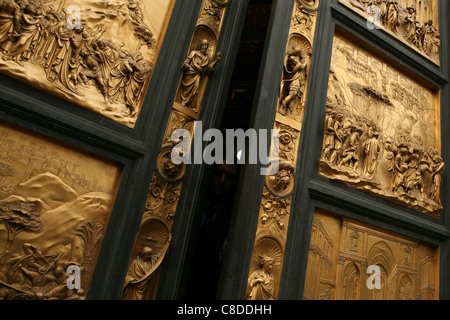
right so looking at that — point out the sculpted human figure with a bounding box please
[268,160,295,194]
[322,109,337,161]
[339,124,361,170]
[279,47,308,117]
[0,0,25,54]
[392,144,409,193]
[362,126,380,179]
[179,39,221,111]
[386,1,399,33]
[422,19,438,56]
[79,48,108,101]
[124,52,152,116]
[329,113,344,165]
[246,255,275,300]
[429,148,444,206]
[404,5,419,47]
[403,150,430,195]
[122,246,159,300]
[3,3,42,65]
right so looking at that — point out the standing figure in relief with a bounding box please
[329,113,345,165]
[322,109,337,161]
[362,126,380,179]
[384,0,399,34]
[404,5,419,47]
[392,144,409,193]
[422,20,438,56]
[429,148,444,206]
[279,47,308,117]
[122,246,159,300]
[246,255,275,300]
[3,3,42,65]
[179,39,221,112]
[124,52,152,117]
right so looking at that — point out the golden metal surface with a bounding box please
[245,1,319,300]
[121,0,228,300]
[0,0,175,128]
[339,0,440,65]
[0,120,122,299]
[319,29,443,216]
[304,209,439,300]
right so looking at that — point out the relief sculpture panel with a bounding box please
[303,209,439,300]
[0,0,175,128]
[0,120,122,299]
[246,0,319,300]
[319,31,443,217]
[340,0,440,65]
[121,0,228,300]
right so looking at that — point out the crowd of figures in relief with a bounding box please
[0,0,156,125]
[320,35,444,216]
[345,0,440,63]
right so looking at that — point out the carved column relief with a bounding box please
[303,209,439,300]
[339,0,440,65]
[0,0,176,128]
[245,0,319,300]
[0,120,122,299]
[121,0,228,300]
[319,31,444,217]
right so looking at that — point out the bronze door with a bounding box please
[0,0,449,301]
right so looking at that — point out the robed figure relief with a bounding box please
[121,246,159,300]
[179,39,221,112]
[246,255,275,300]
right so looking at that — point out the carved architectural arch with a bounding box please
[367,241,395,277]
[340,262,360,300]
[398,274,414,300]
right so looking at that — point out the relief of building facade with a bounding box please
[0,120,122,299]
[0,0,175,128]
[319,31,444,217]
[303,209,439,300]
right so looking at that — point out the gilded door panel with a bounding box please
[121,0,228,300]
[303,209,439,300]
[339,0,440,65]
[0,0,175,128]
[244,0,319,300]
[319,28,444,217]
[0,120,122,300]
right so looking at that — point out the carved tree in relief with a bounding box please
[0,201,42,263]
